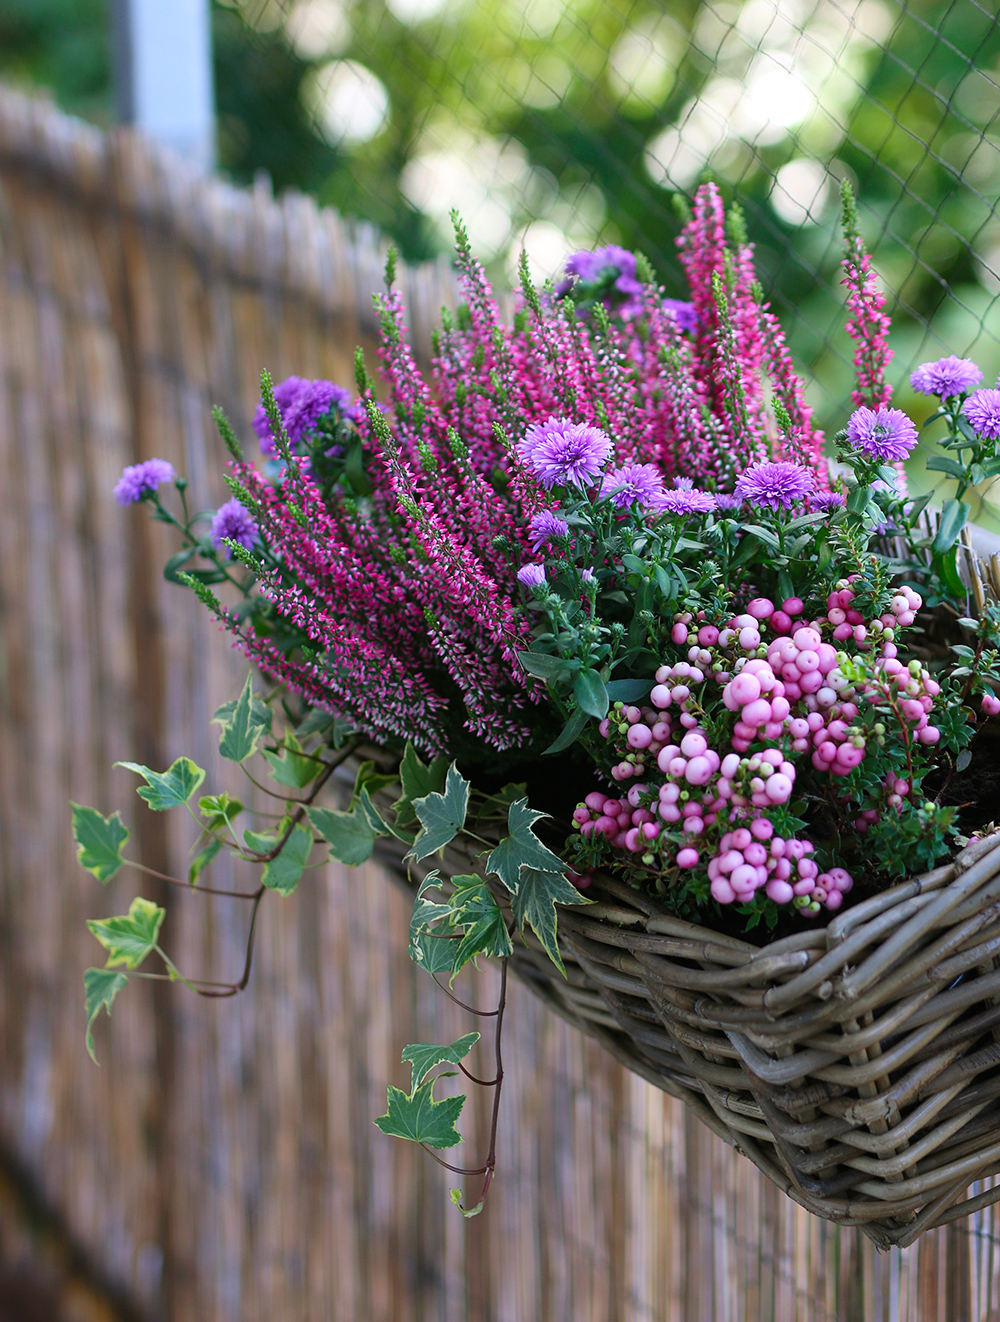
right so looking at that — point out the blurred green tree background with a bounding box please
[3,0,1000,511]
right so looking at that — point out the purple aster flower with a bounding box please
[963,388,1000,441]
[517,563,546,589]
[846,406,919,463]
[713,493,742,513]
[520,418,613,489]
[663,299,698,334]
[528,509,569,551]
[253,375,307,451]
[811,490,846,512]
[113,458,176,506]
[672,476,695,489]
[648,487,716,517]
[581,567,596,584]
[283,380,355,444]
[210,499,258,557]
[910,356,982,400]
[734,461,815,511]
[600,462,666,509]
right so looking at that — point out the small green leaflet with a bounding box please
[573,668,609,719]
[307,804,375,866]
[83,968,128,1064]
[486,798,566,894]
[543,707,588,755]
[243,824,313,894]
[604,678,652,703]
[448,875,513,973]
[357,787,415,845]
[408,878,459,975]
[516,650,572,680]
[198,792,244,832]
[512,867,590,977]
[261,734,320,789]
[374,1080,466,1149]
[217,673,266,762]
[352,758,400,802]
[449,1188,485,1219]
[933,497,969,555]
[401,1032,480,1091]
[71,803,129,883]
[393,742,449,827]
[115,757,205,810]
[189,835,223,885]
[213,683,272,735]
[407,763,470,861]
[87,896,165,969]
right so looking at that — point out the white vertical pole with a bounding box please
[110,0,215,170]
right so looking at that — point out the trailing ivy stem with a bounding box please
[475,955,508,1208]
[124,859,260,900]
[430,974,500,1016]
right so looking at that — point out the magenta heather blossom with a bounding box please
[735,461,814,510]
[113,458,175,505]
[910,356,982,400]
[517,563,546,589]
[600,463,665,509]
[210,499,258,556]
[811,490,846,512]
[846,406,919,462]
[522,420,614,489]
[963,388,1000,441]
[528,509,569,550]
[648,487,716,517]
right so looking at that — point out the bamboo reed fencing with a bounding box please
[2,82,1000,1321]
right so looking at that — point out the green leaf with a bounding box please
[604,678,653,703]
[393,743,449,827]
[408,763,470,861]
[188,836,223,885]
[307,804,375,866]
[358,787,415,845]
[261,734,320,789]
[743,523,781,552]
[543,707,589,755]
[926,455,967,479]
[115,757,205,811]
[163,547,197,583]
[260,824,313,895]
[351,758,399,802]
[511,867,589,977]
[932,498,970,555]
[449,874,514,972]
[374,1080,466,1149]
[295,708,333,738]
[408,875,460,974]
[573,668,609,719]
[517,650,571,680]
[83,968,128,1064]
[71,803,129,883]
[933,547,966,598]
[198,792,244,832]
[87,896,164,969]
[983,456,1000,479]
[218,673,265,762]
[486,798,565,894]
[401,1032,481,1091]
[846,485,872,514]
[449,1188,485,1218]
[213,687,273,735]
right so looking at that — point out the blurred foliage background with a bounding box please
[3,0,1000,512]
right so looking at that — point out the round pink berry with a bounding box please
[671,623,688,644]
[765,773,793,803]
[676,847,700,868]
[748,597,774,619]
[982,692,1000,717]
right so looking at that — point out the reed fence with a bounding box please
[2,82,1000,1321]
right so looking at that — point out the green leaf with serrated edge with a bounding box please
[358,787,415,845]
[449,875,513,973]
[408,892,459,974]
[392,742,449,826]
[71,803,129,883]
[604,678,652,702]
[189,836,223,885]
[259,824,312,895]
[261,734,320,789]
[573,668,609,719]
[307,805,375,866]
[511,867,590,977]
[84,968,128,1064]
[87,897,164,969]
[198,792,244,833]
[401,1032,481,1092]
[486,798,566,895]
[374,1080,466,1148]
[115,757,206,810]
[212,690,273,734]
[543,707,588,755]
[218,673,263,762]
[407,763,470,861]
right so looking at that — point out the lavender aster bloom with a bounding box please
[528,509,569,551]
[517,563,546,589]
[811,490,846,512]
[663,299,698,334]
[910,356,982,400]
[581,567,596,584]
[283,380,355,443]
[210,499,258,557]
[713,493,742,513]
[521,419,613,489]
[648,487,716,517]
[734,461,815,511]
[113,458,175,505]
[672,476,695,489]
[963,388,1000,441]
[846,406,918,462]
[600,462,666,509]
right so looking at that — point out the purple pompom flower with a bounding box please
[528,509,569,551]
[846,406,919,463]
[520,418,613,489]
[254,377,355,455]
[910,356,982,400]
[113,458,176,506]
[563,246,644,316]
[600,462,666,509]
[517,563,546,589]
[663,299,698,334]
[713,493,742,513]
[210,499,258,557]
[648,487,716,517]
[253,376,307,451]
[672,476,695,489]
[811,490,846,512]
[963,388,1000,441]
[734,461,815,511]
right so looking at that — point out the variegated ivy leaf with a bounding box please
[374,1079,466,1149]
[115,757,205,811]
[71,803,129,883]
[83,967,128,1064]
[401,1033,480,1092]
[407,763,470,861]
[87,896,164,969]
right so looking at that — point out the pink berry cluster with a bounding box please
[572,581,936,917]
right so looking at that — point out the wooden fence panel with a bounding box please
[1,83,1000,1321]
